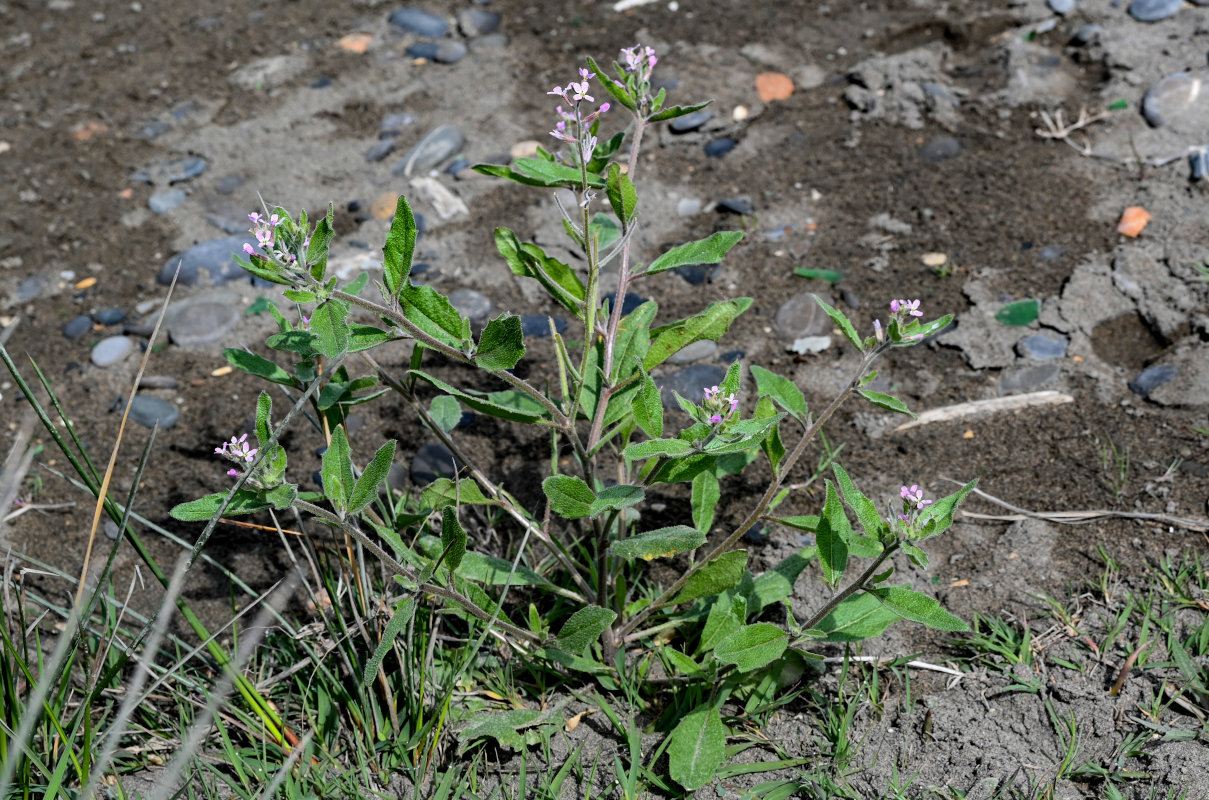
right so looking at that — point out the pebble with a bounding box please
[406,40,467,63]
[1038,245,1063,261]
[309,76,333,89]
[1000,363,1061,393]
[840,288,861,309]
[720,349,746,363]
[157,235,257,286]
[457,8,500,36]
[775,293,830,340]
[520,315,567,337]
[92,335,134,367]
[131,156,207,185]
[669,109,714,133]
[168,301,239,347]
[214,175,245,195]
[676,264,717,286]
[365,139,396,162]
[1141,73,1202,128]
[603,292,647,316]
[62,315,92,339]
[92,308,126,326]
[788,335,832,354]
[148,189,187,214]
[1128,364,1176,398]
[704,138,737,158]
[203,200,253,234]
[104,519,121,540]
[1016,334,1068,360]
[1190,147,1208,181]
[717,196,753,215]
[394,125,465,176]
[388,7,448,37]
[17,276,45,302]
[659,364,727,411]
[133,120,171,140]
[1047,0,1075,13]
[137,375,179,389]
[1128,0,1182,21]
[920,136,962,162]
[1070,24,1102,45]
[755,72,794,102]
[469,33,508,50]
[668,339,718,364]
[449,288,494,326]
[445,156,472,177]
[410,441,461,485]
[676,198,702,216]
[126,395,180,429]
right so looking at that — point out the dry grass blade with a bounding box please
[891,392,1073,433]
[0,411,38,543]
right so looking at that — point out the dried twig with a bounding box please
[1034,106,1109,156]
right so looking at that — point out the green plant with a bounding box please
[168,47,975,792]
[1097,436,1131,502]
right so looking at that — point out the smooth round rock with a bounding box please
[1128,0,1182,20]
[659,364,727,411]
[393,125,465,177]
[158,235,258,286]
[1016,334,1068,360]
[718,196,753,215]
[168,302,239,347]
[520,315,567,337]
[149,189,187,214]
[449,288,494,324]
[677,198,702,216]
[104,519,121,540]
[388,7,448,37]
[63,315,92,339]
[92,308,127,325]
[1142,73,1202,128]
[1190,148,1208,181]
[457,8,500,36]
[704,138,737,158]
[775,293,830,340]
[668,339,718,364]
[365,140,396,162]
[669,109,714,133]
[405,40,467,63]
[131,156,207,185]
[1047,0,1075,13]
[920,136,962,162]
[603,292,646,316]
[91,336,134,367]
[17,276,45,301]
[127,395,179,429]
[410,442,461,485]
[1070,24,1102,45]
[676,264,716,286]
[1128,364,1176,398]
[214,175,245,195]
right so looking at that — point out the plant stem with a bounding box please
[798,543,899,635]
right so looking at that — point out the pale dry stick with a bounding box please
[890,391,1074,434]
[821,655,965,678]
[943,479,1209,533]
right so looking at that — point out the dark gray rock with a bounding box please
[92,308,127,326]
[410,441,461,485]
[669,109,714,133]
[63,315,92,340]
[309,76,333,89]
[91,336,134,367]
[1128,0,1182,20]
[157,235,257,286]
[717,196,753,215]
[388,7,448,37]
[920,136,962,162]
[1000,363,1061,393]
[168,302,239,347]
[1070,24,1102,45]
[394,125,465,176]
[676,264,717,286]
[1142,73,1202,127]
[775,293,830,340]
[203,200,253,234]
[659,364,727,411]
[1190,147,1208,181]
[704,138,737,158]
[405,40,467,63]
[603,292,647,316]
[214,175,245,195]
[1128,364,1176,398]
[1016,334,1068,360]
[148,189,187,214]
[131,156,207,185]
[127,395,180,429]
[668,339,718,364]
[520,315,567,337]
[17,276,45,302]
[449,289,493,327]
[457,8,500,36]
[365,140,396,162]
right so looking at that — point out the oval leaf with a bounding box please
[672,549,746,605]
[713,622,788,673]
[556,605,616,655]
[542,474,596,520]
[994,299,1040,327]
[610,526,705,561]
[667,704,727,791]
[646,231,744,276]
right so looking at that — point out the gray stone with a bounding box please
[1147,348,1209,407]
[1047,0,1075,13]
[91,335,134,367]
[1128,364,1176,398]
[676,263,717,286]
[1128,0,1182,21]
[92,308,126,325]
[717,196,753,215]
[229,54,308,90]
[203,199,253,234]
[1070,24,1102,46]
[104,519,121,540]
[380,112,418,135]
[157,235,257,286]
[1016,334,1067,360]
[668,339,718,364]
[520,315,567,337]
[920,136,961,162]
[148,189,187,214]
[410,442,460,485]
[394,125,465,177]
[456,8,500,36]
[137,375,179,389]
[63,315,92,339]
[1000,363,1061,393]
[388,7,448,37]
[775,293,831,340]
[406,40,467,63]
[449,288,493,326]
[676,198,702,216]
[365,140,396,162]
[214,175,245,195]
[468,33,508,50]
[659,364,727,411]
[16,276,45,302]
[168,301,239,347]
[127,395,179,429]
[1190,147,1209,181]
[669,109,714,133]
[704,138,737,158]
[1142,73,1202,128]
[134,120,171,140]
[131,156,207,185]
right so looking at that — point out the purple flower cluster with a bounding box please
[897,483,933,524]
[621,44,657,84]
[243,211,309,267]
[547,68,610,156]
[873,298,926,343]
[703,385,738,425]
[215,432,258,478]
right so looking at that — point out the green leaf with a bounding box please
[663,647,705,677]
[588,213,620,251]
[421,478,494,510]
[441,506,466,572]
[255,391,272,448]
[646,231,744,276]
[361,597,416,688]
[633,368,664,440]
[1107,98,1129,111]
[793,268,844,284]
[307,203,335,281]
[458,709,544,753]
[349,439,396,514]
[382,195,417,301]
[606,163,637,227]
[714,623,789,673]
[817,481,851,587]
[703,415,784,456]
[868,585,968,631]
[647,99,712,122]
[455,552,554,590]
[428,395,462,433]
[814,593,899,642]
[750,365,807,423]
[283,289,316,304]
[321,426,355,514]
[169,490,272,521]
[691,470,720,533]
[915,478,977,541]
[749,547,816,615]
[264,482,297,510]
[493,229,586,319]
[513,157,606,188]
[265,330,317,355]
[858,390,916,419]
[223,348,297,387]
[755,396,785,474]
[610,526,706,561]
[556,605,617,655]
[542,474,596,520]
[475,314,526,371]
[589,484,645,516]
[672,549,747,605]
[401,285,467,350]
[832,463,884,543]
[348,324,394,353]
[995,299,1040,327]
[644,298,752,371]
[699,593,744,654]
[310,299,350,360]
[411,371,546,424]
[623,438,694,460]
[812,294,864,353]
[667,704,727,792]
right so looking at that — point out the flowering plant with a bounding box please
[171,47,974,791]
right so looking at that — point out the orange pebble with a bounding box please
[1116,206,1151,237]
[337,33,372,54]
[755,72,794,102]
[74,277,97,290]
[70,121,108,141]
